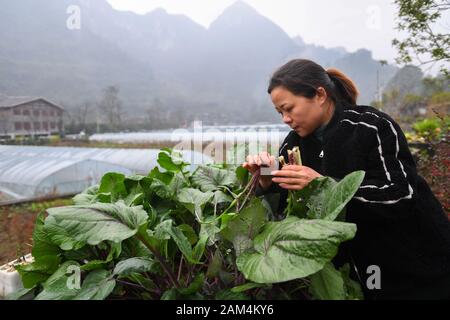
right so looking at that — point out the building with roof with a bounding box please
[0,94,64,138]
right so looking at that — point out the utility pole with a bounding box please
[377,60,388,111]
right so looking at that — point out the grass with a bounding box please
[3,138,180,150]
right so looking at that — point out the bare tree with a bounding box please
[98,85,123,131]
[75,101,92,130]
[146,98,167,129]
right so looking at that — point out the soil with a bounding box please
[0,198,73,266]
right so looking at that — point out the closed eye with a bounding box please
[276,105,293,115]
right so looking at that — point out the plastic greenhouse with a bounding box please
[0,146,211,201]
[0,156,132,200]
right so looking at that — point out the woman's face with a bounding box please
[270,86,329,137]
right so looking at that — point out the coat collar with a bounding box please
[322,101,349,142]
[285,102,351,144]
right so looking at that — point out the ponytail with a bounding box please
[268,59,359,106]
[326,68,359,105]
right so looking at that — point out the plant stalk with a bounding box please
[223,168,261,214]
[136,234,180,288]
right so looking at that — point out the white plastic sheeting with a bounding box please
[0,146,212,201]
[0,156,132,199]
[89,127,290,144]
[0,146,211,174]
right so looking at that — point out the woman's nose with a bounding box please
[282,114,292,124]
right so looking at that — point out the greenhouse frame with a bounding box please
[0,146,210,202]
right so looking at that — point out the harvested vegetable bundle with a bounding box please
[279,146,302,166]
[278,156,286,166]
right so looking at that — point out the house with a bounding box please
[0,94,64,138]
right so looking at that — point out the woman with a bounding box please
[242,59,450,300]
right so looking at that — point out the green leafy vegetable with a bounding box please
[12,149,365,300]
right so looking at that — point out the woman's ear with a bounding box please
[316,87,328,105]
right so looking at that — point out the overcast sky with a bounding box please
[105,0,447,66]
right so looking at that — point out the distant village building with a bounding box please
[0,95,64,138]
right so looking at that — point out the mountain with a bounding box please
[291,36,348,66]
[0,0,399,125]
[200,1,300,110]
[0,0,156,107]
[385,65,424,97]
[333,49,398,104]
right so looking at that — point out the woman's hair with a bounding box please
[267,59,359,105]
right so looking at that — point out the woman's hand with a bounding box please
[271,165,323,190]
[242,151,275,190]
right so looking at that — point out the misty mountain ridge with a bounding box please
[0,0,399,125]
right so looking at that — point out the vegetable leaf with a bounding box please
[236,217,356,283]
[44,201,148,250]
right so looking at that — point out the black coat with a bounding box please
[258,102,450,299]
